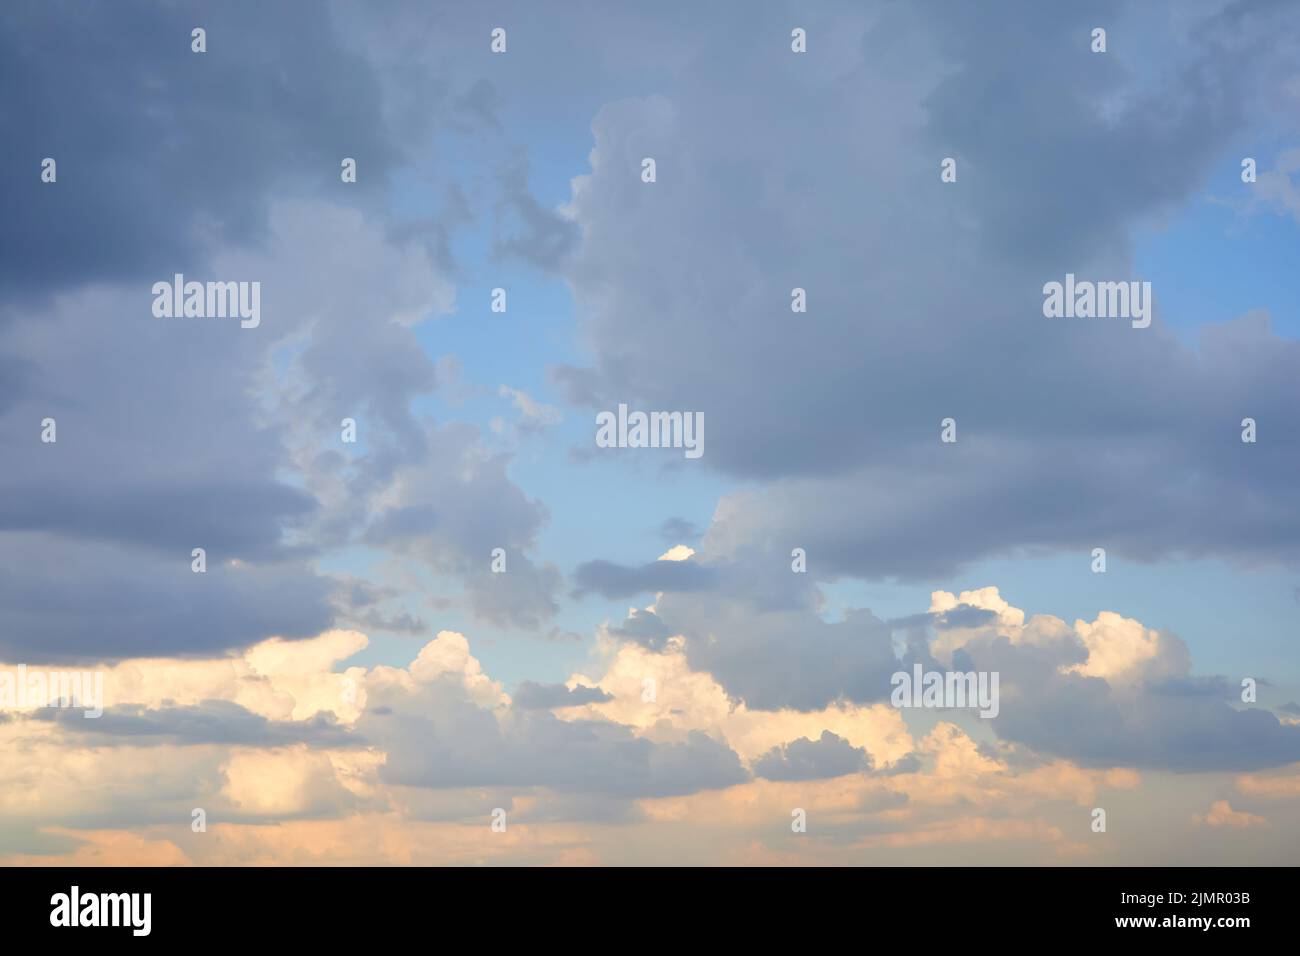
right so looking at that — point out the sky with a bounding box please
[1,0,1299,865]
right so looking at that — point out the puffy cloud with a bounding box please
[1195,800,1268,828]
[1065,611,1190,686]
[657,545,695,562]
[585,563,1300,772]
[616,565,902,712]
[359,633,748,798]
[563,629,915,767]
[921,589,1300,771]
[0,612,1289,865]
[220,746,381,818]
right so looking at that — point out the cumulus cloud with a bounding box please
[0,611,1292,864]
[921,588,1300,771]
[360,633,748,797]
[1195,799,1269,828]
[582,558,1300,772]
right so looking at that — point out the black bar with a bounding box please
[0,866,1286,941]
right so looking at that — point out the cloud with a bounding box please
[0,0,399,299]
[572,558,718,598]
[30,700,360,749]
[0,614,1288,864]
[512,682,613,710]
[0,194,570,655]
[1195,799,1268,828]
[605,607,674,651]
[921,588,1300,772]
[589,553,904,711]
[360,634,748,798]
[658,517,701,542]
[562,629,916,768]
[492,152,580,271]
[496,385,563,436]
[657,545,695,561]
[752,731,872,781]
[585,560,1300,772]
[553,0,1300,581]
[0,534,334,661]
[1248,148,1300,223]
[3,0,1300,866]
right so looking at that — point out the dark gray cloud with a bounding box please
[0,125,561,661]
[0,0,581,663]
[607,607,674,651]
[0,276,326,562]
[0,533,334,662]
[880,753,922,776]
[672,594,900,712]
[30,700,359,748]
[0,0,398,300]
[0,477,315,561]
[935,605,999,630]
[572,558,718,599]
[753,731,872,781]
[512,681,613,710]
[552,0,1300,580]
